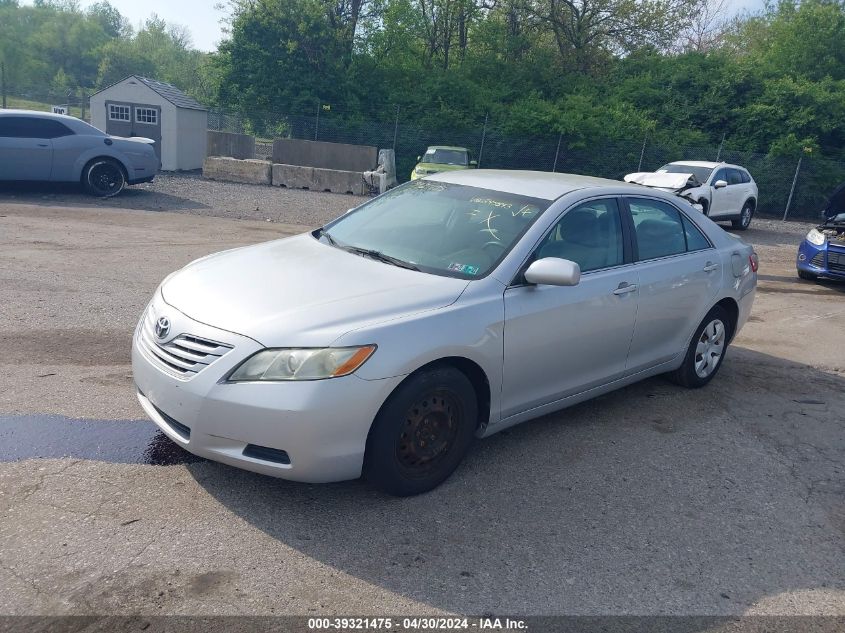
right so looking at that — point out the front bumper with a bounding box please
[132,295,403,483]
[797,240,845,279]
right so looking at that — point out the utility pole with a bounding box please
[392,104,400,151]
[716,132,726,161]
[552,133,562,172]
[477,112,489,168]
[782,155,803,221]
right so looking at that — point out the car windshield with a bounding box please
[421,149,468,166]
[657,163,713,184]
[320,181,549,278]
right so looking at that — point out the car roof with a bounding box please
[427,169,649,201]
[667,160,748,171]
[427,145,469,151]
[0,108,81,123]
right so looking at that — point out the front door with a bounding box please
[501,198,638,419]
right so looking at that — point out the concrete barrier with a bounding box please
[203,157,271,185]
[207,131,256,160]
[272,139,377,172]
[272,163,366,195]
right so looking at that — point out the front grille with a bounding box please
[811,252,826,268]
[827,249,845,273]
[138,310,233,379]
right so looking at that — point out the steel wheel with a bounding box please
[85,160,125,197]
[396,389,462,478]
[694,318,726,378]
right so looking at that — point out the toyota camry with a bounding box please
[132,170,757,495]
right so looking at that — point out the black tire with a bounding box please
[668,305,733,389]
[731,201,754,230]
[83,158,126,198]
[364,366,477,496]
[797,269,818,281]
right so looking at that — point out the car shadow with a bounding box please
[0,181,209,212]
[183,347,845,615]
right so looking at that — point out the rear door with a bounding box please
[0,117,55,181]
[623,197,721,373]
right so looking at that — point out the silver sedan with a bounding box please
[0,109,159,197]
[132,170,758,495]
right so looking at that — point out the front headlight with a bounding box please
[806,228,827,246]
[227,346,376,382]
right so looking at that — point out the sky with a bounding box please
[30,0,767,53]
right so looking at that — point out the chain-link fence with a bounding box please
[207,104,841,221]
[4,88,840,221]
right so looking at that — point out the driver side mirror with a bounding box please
[713,179,728,189]
[524,258,581,286]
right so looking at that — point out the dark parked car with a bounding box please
[0,109,159,197]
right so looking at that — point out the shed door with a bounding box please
[104,101,162,160]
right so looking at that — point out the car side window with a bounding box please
[727,169,744,185]
[535,198,624,273]
[628,198,687,261]
[681,214,711,251]
[0,117,73,139]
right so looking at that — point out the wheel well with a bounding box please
[715,297,739,341]
[389,357,492,431]
[81,156,128,183]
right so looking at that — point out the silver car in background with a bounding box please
[0,109,159,197]
[133,170,757,496]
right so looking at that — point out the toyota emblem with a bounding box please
[154,316,171,339]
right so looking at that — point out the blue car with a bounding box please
[797,184,845,281]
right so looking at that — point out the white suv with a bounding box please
[654,161,758,230]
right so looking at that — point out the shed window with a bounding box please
[108,104,130,121]
[135,107,158,125]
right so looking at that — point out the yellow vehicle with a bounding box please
[410,146,477,180]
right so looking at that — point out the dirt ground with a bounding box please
[0,178,843,619]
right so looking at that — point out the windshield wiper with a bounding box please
[316,227,338,246]
[343,246,421,271]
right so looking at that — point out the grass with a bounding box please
[3,96,87,118]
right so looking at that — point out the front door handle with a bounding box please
[703,262,719,272]
[613,282,638,295]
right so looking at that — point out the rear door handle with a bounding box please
[613,282,638,295]
[703,262,719,272]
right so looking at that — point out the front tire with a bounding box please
[364,366,477,496]
[732,202,754,230]
[669,305,732,389]
[83,159,126,198]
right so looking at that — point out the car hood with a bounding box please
[161,233,470,346]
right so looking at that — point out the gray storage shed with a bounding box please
[89,75,208,171]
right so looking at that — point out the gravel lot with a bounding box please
[0,176,843,622]
[0,171,358,226]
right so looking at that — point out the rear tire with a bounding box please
[798,269,818,281]
[732,202,754,230]
[668,305,732,389]
[364,366,477,496]
[83,158,126,198]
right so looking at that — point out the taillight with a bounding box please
[749,253,759,272]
